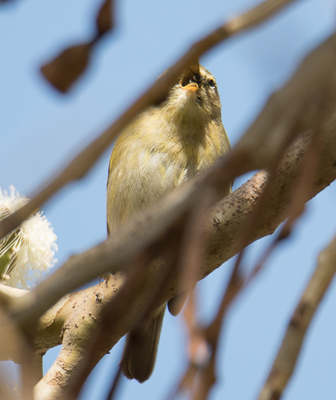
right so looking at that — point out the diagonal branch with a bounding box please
[257,233,336,400]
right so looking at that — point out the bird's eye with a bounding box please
[193,73,201,82]
[208,79,215,88]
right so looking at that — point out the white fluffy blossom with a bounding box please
[0,186,58,289]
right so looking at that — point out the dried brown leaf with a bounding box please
[41,43,92,93]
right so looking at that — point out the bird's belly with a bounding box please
[107,139,224,230]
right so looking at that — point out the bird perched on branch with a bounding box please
[106,62,231,382]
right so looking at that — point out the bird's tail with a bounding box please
[120,305,165,383]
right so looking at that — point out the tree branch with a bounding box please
[257,233,336,400]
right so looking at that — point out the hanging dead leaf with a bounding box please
[41,43,92,93]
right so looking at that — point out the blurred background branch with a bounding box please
[257,233,336,400]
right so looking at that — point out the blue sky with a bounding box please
[1,0,336,399]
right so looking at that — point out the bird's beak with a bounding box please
[183,82,199,92]
[180,60,200,89]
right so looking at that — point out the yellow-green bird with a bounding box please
[106,64,231,382]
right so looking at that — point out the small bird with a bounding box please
[106,63,231,382]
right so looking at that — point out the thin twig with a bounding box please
[168,190,215,316]
[194,261,243,400]
[257,233,336,400]
[171,258,244,400]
